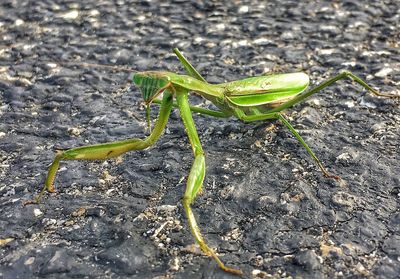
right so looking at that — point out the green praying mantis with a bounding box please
[29,48,399,275]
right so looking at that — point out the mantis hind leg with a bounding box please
[175,91,242,275]
[272,70,399,113]
[235,110,339,180]
[29,91,173,204]
[235,70,400,179]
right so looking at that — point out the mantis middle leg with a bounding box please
[30,91,174,204]
[175,90,242,275]
[152,98,231,118]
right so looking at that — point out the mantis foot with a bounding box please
[317,161,341,181]
[23,199,39,206]
[24,183,54,206]
[200,244,243,276]
[323,171,341,181]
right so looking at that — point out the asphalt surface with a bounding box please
[1,1,399,278]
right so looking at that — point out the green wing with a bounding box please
[225,73,309,107]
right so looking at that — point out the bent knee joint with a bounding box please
[182,196,193,206]
[340,70,352,77]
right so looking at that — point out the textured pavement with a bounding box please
[1,1,399,278]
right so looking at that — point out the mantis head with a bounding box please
[132,72,171,131]
[133,72,171,105]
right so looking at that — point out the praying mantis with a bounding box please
[29,48,399,275]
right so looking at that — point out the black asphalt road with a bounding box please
[1,1,399,278]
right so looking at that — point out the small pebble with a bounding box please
[33,208,43,217]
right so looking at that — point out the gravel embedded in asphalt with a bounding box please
[1,1,399,278]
